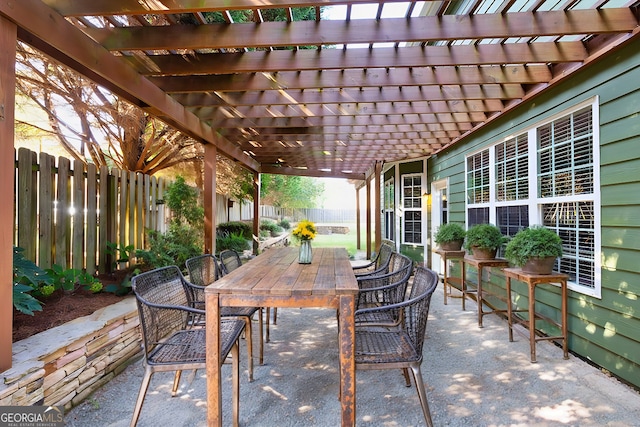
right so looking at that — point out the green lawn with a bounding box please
[301,223,371,259]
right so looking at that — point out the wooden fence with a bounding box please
[14,148,168,274]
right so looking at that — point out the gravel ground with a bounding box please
[65,284,640,427]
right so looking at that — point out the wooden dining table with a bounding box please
[205,246,359,426]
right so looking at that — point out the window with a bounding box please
[384,177,395,242]
[402,175,422,244]
[465,100,600,297]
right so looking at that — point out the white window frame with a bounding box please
[465,97,601,298]
[401,173,424,245]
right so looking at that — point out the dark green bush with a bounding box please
[217,221,253,240]
[216,232,251,253]
[278,218,291,230]
[260,219,283,237]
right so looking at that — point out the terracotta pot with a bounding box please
[521,256,556,275]
[471,246,497,260]
[439,240,464,251]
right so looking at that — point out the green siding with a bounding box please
[398,160,423,175]
[428,37,640,389]
[399,244,424,264]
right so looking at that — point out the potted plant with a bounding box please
[434,223,466,251]
[464,224,507,259]
[505,225,563,274]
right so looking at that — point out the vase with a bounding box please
[521,256,556,275]
[439,240,464,251]
[298,240,312,264]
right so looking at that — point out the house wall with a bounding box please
[427,37,640,389]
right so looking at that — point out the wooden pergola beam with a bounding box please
[86,9,638,51]
[150,65,552,93]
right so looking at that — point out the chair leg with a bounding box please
[130,367,153,427]
[171,370,182,396]
[232,341,240,427]
[242,316,254,382]
[411,365,434,427]
[402,368,412,387]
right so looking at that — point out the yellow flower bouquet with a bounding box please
[292,220,317,241]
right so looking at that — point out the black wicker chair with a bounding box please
[219,249,277,342]
[352,242,395,277]
[130,266,245,427]
[355,252,414,327]
[185,254,265,374]
[355,266,439,427]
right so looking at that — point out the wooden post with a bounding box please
[0,15,17,371]
[374,161,382,253]
[204,143,217,254]
[355,186,361,250]
[365,177,372,259]
[253,172,260,255]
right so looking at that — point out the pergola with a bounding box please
[0,0,638,369]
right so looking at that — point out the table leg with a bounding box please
[338,295,356,427]
[461,259,467,311]
[477,266,483,327]
[561,281,569,359]
[506,276,513,342]
[443,258,449,305]
[529,283,537,363]
[206,292,222,427]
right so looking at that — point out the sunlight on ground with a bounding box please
[535,399,591,423]
[261,385,288,400]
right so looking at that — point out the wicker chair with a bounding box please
[352,242,395,277]
[355,266,439,427]
[219,249,276,342]
[185,254,264,375]
[355,252,414,327]
[130,266,245,427]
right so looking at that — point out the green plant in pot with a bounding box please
[505,225,563,274]
[434,223,466,251]
[464,224,507,259]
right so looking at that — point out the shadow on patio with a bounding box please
[65,284,639,426]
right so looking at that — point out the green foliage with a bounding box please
[13,246,50,315]
[260,174,325,208]
[278,218,291,230]
[434,223,466,244]
[137,175,204,270]
[104,267,141,296]
[260,219,284,237]
[105,241,135,273]
[43,264,103,294]
[216,232,251,254]
[505,226,563,267]
[136,226,202,270]
[217,221,253,240]
[464,224,507,251]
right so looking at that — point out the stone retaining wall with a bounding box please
[0,298,141,410]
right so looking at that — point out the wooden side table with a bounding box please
[433,249,466,307]
[462,256,509,327]
[503,268,569,362]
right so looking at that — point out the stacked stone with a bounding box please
[0,298,141,410]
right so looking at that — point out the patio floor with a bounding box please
[65,282,639,426]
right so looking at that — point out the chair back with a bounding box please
[404,266,439,358]
[219,249,242,275]
[131,266,192,357]
[186,254,222,286]
[375,243,394,271]
[357,253,414,311]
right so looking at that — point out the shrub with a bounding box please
[464,224,507,251]
[278,218,291,230]
[434,223,466,244]
[260,219,284,237]
[216,232,251,253]
[217,221,253,240]
[505,225,563,267]
[13,246,50,315]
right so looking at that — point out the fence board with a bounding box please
[144,174,151,231]
[136,172,144,250]
[72,160,85,270]
[128,171,135,248]
[106,168,118,271]
[38,152,54,269]
[86,163,97,274]
[56,157,71,267]
[150,175,157,234]
[119,169,127,249]
[98,165,109,273]
[17,148,37,260]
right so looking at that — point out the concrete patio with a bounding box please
[65,283,640,426]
